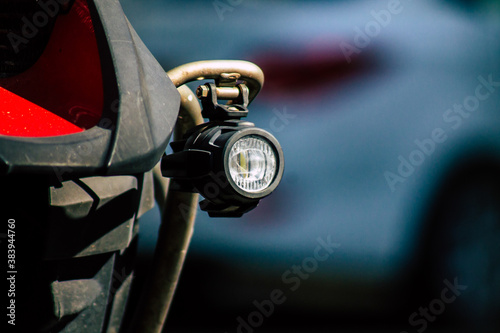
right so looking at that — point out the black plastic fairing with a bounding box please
[0,0,179,178]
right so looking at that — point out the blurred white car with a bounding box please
[122,0,500,331]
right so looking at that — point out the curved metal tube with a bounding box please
[151,85,203,213]
[152,162,168,210]
[173,85,205,137]
[167,60,264,104]
[132,61,263,333]
[131,85,203,333]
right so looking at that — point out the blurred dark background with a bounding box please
[119,0,500,332]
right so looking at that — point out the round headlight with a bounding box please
[228,135,277,193]
[162,121,284,217]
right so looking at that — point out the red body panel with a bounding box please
[0,0,103,137]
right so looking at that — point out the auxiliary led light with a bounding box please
[228,135,277,193]
[161,79,284,217]
[161,122,284,217]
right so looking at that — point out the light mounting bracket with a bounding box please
[162,70,284,217]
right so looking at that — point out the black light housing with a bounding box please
[161,82,284,217]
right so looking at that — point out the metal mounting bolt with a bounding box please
[196,85,209,98]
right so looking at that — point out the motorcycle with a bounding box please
[0,1,283,332]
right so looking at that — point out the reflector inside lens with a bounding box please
[229,135,277,193]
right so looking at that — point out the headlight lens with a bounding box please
[228,135,277,193]
[161,121,284,217]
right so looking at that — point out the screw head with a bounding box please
[197,85,209,98]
